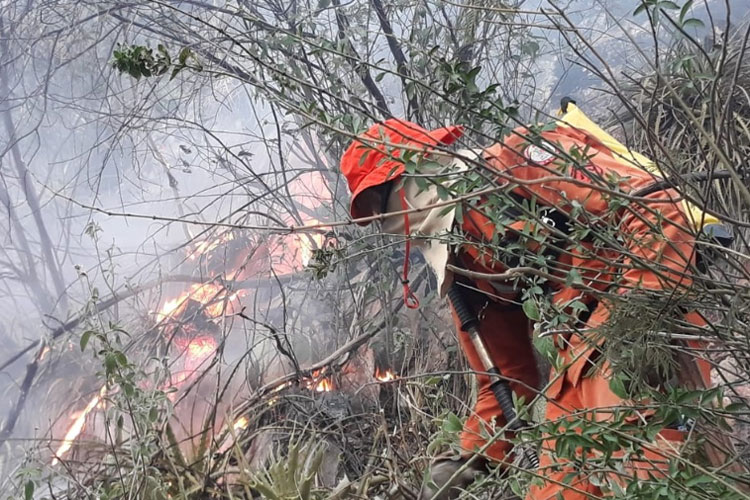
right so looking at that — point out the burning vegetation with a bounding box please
[4,2,750,500]
[43,171,410,477]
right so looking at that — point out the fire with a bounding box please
[54,173,334,461]
[155,283,240,321]
[233,416,249,431]
[375,368,397,382]
[158,296,185,320]
[169,335,219,388]
[298,232,325,267]
[303,370,334,392]
[52,385,107,465]
[217,415,251,454]
[182,336,217,360]
[314,378,333,392]
[188,232,235,261]
[271,381,291,393]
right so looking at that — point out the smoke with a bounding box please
[0,2,349,476]
[2,0,748,491]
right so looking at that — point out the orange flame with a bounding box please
[52,385,107,465]
[169,335,218,387]
[303,370,334,392]
[271,381,291,393]
[314,378,333,392]
[216,415,251,455]
[233,416,249,431]
[375,368,397,382]
[188,232,235,261]
[55,174,333,464]
[155,283,240,321]
[182,336,217,360]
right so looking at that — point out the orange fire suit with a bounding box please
[450,123,711,499]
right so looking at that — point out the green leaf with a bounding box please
[685,474,714,487]
[443,412,463,433]
[169,66,182,81]
[122,382,135,397]
[658,1,679,10]
[676,389,701,404]
[157,44,171,68]
[24,480,34,500]
[522,299,540,321]
[435,183,450,200]
[566,268,583,286]
[609,375,628,399]
[453,203,464,225]
[520,39,540,57]
[569,300,588,314]
[633,1,651,16]
[80,330,93,352]
[465,66,481,80]
[249,482,281,500]
[115,351,128,367]
[679,0,694,23]
[178,47,192,65]
[682,18,705,30]
[104,353,117,375]
[725,402,747,413]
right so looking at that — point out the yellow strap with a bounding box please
[556,103,719,229]
[556,103,657,173]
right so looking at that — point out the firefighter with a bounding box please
[339,104,718,499]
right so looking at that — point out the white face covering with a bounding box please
[380,149,481,297]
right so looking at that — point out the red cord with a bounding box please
[399,188,419,309]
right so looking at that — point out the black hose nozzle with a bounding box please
[448,283,539,469]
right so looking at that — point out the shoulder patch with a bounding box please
[524,142,556,165]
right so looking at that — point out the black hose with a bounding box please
[448,286,522,427]
[448,284,539,469]
[448,285,479,332]
[632,170,734,197]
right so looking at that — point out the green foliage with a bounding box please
[432,59,518,137]
[248,439,328,500]
[111,44,200,80]
[426,411,465,457]
[59,313,176,498]
[307,241,344,280]
[634,0,705,32]
[634,0,681,16]
[609,463,747,499]
[598,293,686,397]
[522,298,540,321]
